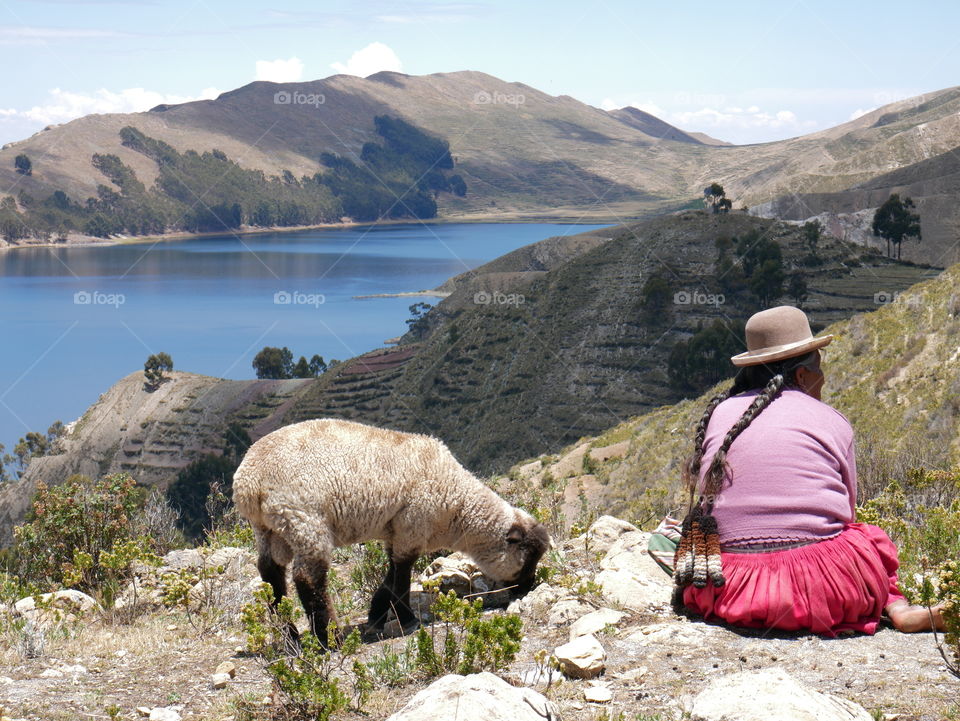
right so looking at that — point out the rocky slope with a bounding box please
[0,372,311,545]
[0,516,954,720]
[492,259,960,524]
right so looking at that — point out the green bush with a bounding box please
[11,474,153,597]
[414,590,522,677]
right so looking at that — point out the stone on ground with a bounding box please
[554,633,606,679]
[387,672,558,721]
[690,667,873,721]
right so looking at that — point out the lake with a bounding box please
[0,222,608,457]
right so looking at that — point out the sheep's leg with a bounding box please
[367,553,417,632]
[256,532,299,648]
[292,555,336,645]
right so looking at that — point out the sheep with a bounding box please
[232,418,550,642]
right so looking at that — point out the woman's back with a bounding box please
[699,388,856,547]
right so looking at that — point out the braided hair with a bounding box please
[682,350,819,504]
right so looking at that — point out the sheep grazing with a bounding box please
[233,418,550,641]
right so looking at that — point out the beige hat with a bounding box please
[730,305,833,367]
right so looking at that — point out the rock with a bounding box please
[584,516,640,554]
[387,672,558,721]
[569,607,626,641]
[215,661,237,678]
[690,667,873,721]
[212,672,230,689]
[548,598,593,626]
[595,531,671,610]
[554,633,606,679]
[626,621,715,646]
[14,590,97,627]
[136,708,151,717]
[60,664,87,677]
[506,582,563,616]
[418,553,510,607]
[583,684,613,703]
[161,549,204,569]
[614,666,647,682]
[39,668,63,678]
[148,708,182,721]
[588,441,630,463]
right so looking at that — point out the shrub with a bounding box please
[11,473,149,595]
[414,590,522,677]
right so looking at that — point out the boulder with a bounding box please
[14,590,97,627]
[569,607,626,641]
[419,552,510,607]
[554,633,606,679]
[387,672,559,721]
[584,516,640,554]
[583,683,613,704]
[548,598,593,627]
[507,582,564,617]
[690,667,873,721]
[595,531,671,610]
[148,708,181,721]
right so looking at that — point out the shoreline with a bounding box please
[0,213,620,254]
[353,290,452,300]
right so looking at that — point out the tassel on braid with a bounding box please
[674,371,790,597]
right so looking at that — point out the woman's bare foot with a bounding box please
[885,599,947,633]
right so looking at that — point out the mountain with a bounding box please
[4,71,960,262]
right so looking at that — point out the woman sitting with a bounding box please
[673,305,945,636]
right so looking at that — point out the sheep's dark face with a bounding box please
[503,518,551,598]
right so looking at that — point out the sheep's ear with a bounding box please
[506,524,524,544]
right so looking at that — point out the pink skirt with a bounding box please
[682,523,906,637]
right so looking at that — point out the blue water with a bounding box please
[0,222,607,456]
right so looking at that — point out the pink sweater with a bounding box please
[698,388,857,547]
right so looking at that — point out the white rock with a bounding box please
[418,552,509,606]
[387,672,559,721]
[39,668,63,678]
[215,660,237,678]
[593,531,672,611]
[548,598,593,626]
[690,667,873,721]
[626,621,714,646]
[569,607,626,640]
[585,516,640,553]
[14,590,98,627]
[0,676,14,684]
[149,708,182,721]
[507,582,564,616]
[584,684,613,703]
[554,633,606,679]
[136,708,151,717]
[212,672,231,689]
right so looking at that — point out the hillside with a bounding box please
[5,212,942,546]
[0,372,312,545]
[492,260,960,525]
[3,72,960,263]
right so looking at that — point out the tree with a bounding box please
[406,302,433,339]
[14,154,32,176]
[872,194,921,259]
[144,352,174,389]
[749,258,786,307]
[668,319,746,393]
[801,220,822,254]
[788,271,809,308]
[292,356,312,378]
[253,346,294,379]
[703,183,729,214]
[640,273,672,322]
[308,354,327,376]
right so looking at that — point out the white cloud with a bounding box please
[2,86,220,126]
[331,42,402,77]
[0,25,126,44]
[254,57,304,83]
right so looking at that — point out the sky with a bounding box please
[1,0,959,146]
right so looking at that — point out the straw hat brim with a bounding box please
[730,334,833,367]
